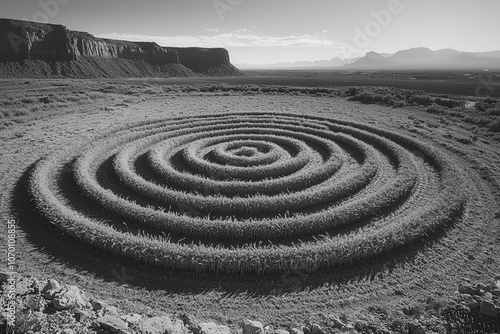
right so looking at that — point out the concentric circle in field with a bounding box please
[29,112,467,274]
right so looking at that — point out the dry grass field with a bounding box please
[0,79,499,333]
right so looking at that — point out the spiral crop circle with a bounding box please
[30,112,467,274]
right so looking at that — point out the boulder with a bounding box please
[103,305,120,316]
[479,300,499,318]
[52,285,88,311]
[407,323,426,334]
[90,298,107,312]
[122,313,143,325]
[354,320,368,331]
[98,315,129,334]
[310,323,324,334]
[197,321,231,334]
[460,294,480,310]
[42,279,61,300]
[73,308,91,322]
[272,330,290,334]
[140,316,189,334]
[242,319,264,334]
[458,284,474,295]
[412,305,426,317]
[180,313,199,332]
[289,328,304,334]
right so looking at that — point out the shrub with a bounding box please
[346,87,359,96]
[426,104,447,114]
[409,94,433,106]
[475,101,490,112]
[487,107,500,116]
[393,101,407,108]
[434,97,463,108]
[488,118,500,132]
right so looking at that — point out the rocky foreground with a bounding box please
[1,272,499,334]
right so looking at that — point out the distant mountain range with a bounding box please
[237,47,500,70]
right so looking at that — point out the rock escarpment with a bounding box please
[0,18,241,78]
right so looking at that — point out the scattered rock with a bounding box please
[354,320,368,331]
[58,329,75,334]
[103,305,120,316]
[458,284,474,295]
[140,316,189,334]
[242,319,264,334]
[407,323,425,334]
[435,300,448,311]
[180,313,200,333]
[91,299,107,312]
[475,289,486,296]
[16,276,36,296]
[483,292,493,300]
[369,305,390,316]
[391,319,405,332]
[330,315,345,329]
[272,330,290,334]
[460,295,479,310]
[52,285,88,311]
[31,278,42,294]
[426,297,447,312]
[98,315,129,334]
[310,323,324,334]
[479,300,499,318]
[73,308,90,322]
[197,321,231,334]
[410,306,425,317]
[122,313,143,325]
[289,328,304,334]
[43,279,61,300]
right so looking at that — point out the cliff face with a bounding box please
[171,47,229,73]
[0,18,241,78]
[0,19,75,62]
[68,31,180,64]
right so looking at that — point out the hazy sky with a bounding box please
[1,0,499,64]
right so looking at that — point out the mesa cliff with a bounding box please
[0,19,241,78]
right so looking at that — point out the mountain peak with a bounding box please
[345,51,394,69]
[365,51,383,58]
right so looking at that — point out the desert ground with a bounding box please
[1,78,499,333]
[120,69,500,97]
